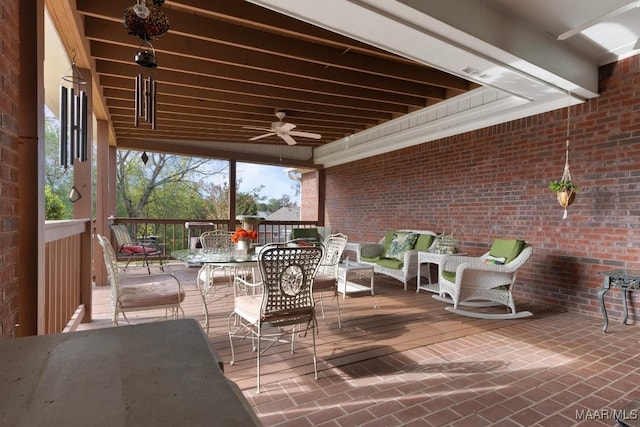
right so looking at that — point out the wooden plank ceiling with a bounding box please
[67,0,474,161]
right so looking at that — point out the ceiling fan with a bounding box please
[244,111,322,145]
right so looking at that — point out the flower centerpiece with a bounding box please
[231,227,258,243]
[232,228,258,260]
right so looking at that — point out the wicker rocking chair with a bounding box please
[433,239,533,319]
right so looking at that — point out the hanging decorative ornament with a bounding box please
[134,73,157,129]
[141,151,149,165]
[59,49,89,168]
[123,1,169,41]
[135,39,157,68]
[549,92,579,219]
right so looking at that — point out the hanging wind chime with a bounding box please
[549,93,579,219]
[59,50,88,169]
[123,0,169,164]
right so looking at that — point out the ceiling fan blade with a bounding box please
[250,133,275,141]
[280,133,297,145]
[289,130,322,139]
[280,122,296,132]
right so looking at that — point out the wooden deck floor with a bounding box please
[80,262,640,426]
[83,262,554,393]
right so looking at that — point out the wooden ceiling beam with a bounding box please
[102,86,391,125]
[164,0,413,63]
[83,21,447,100]
[116,137,317,167]
[95,65,408,115]
[107,105,366,134]
[76,2,469,90]
[88,38,435,105]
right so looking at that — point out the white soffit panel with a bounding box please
[247,0,599,167]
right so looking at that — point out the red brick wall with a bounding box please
[324,56,640,321]
[0,0,21,339]
[300,173,318,221]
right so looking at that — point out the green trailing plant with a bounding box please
[549,180,579,193]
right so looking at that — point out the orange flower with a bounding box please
[231,228,258,243]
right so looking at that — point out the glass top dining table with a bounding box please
[171,248,259,266]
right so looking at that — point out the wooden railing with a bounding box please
[41,217,319,333]
[109,218,320,260]
[43,219,92,334]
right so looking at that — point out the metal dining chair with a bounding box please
[228,243,323,393]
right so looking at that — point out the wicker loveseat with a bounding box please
[358,230,437,291]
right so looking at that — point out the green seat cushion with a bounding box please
[442,270,456,283]
[376,257,404,270]
[291,228,320,241]
[414,234,435,251]
[383,232,418,260]
[361,255,381,263]
[489,239,526,264]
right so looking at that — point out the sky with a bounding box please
[236,163,299,202]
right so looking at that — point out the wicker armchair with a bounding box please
[434,240,533,319]
[228,243,323,393]
[97,234,185,326]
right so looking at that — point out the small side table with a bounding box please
[416,251,466,294]
[598,269,640,333]
[337,261,374,298]
[344,241,376,263]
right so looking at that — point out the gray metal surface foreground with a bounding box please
[0,319,260,426]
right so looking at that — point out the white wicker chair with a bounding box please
[314,233,348,328]
[228,243,323,393]
[196,230,236,333]
[97,234,185,326]
[434,241,533,319]
[199,230,234,252]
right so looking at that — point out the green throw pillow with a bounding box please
[382,230,397,252]
[489,239,526,264]
[383,232,418,261]
[414,234,435,251]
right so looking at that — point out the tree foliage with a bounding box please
[44,115,74,219]
[45,186,68,220]
[116,150,226,218]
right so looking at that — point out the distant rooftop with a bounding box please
[266,206,300,221]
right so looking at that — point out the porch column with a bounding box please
[94,119,112,287]
[17,0,44,336]
[72,68,93,321]
[229,160,236,230]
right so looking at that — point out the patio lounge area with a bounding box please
[80,262,640,426]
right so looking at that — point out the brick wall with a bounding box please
[300,173,318,221]
[0,0,21,339]
[324,56,640,321]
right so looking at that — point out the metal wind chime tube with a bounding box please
[59,55,88,168]
[135,73,157,129]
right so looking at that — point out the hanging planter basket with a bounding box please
[550,92,582,219]
[549,180,579,219]
[557,189,576,208]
